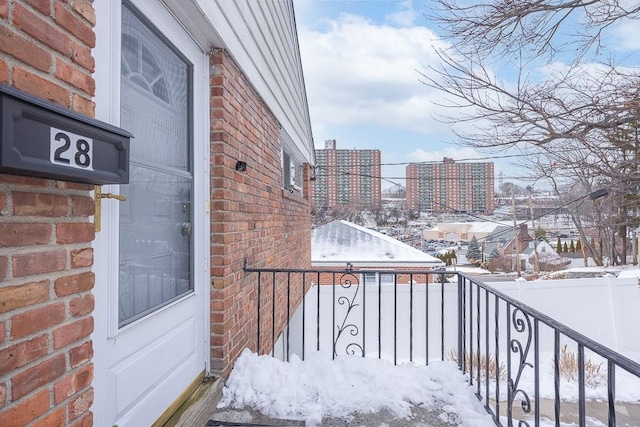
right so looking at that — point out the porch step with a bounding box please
[162,375,224,427]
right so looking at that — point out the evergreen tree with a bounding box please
[489,248,500,259]
[556,237,562,252]
[576,240,582,252]
[467,236,482,261]
[563,242,569,253]
[569,240,575,253]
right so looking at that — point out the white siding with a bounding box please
[163,0,314,164]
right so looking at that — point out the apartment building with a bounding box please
[406,158,495,214]
[313,139,381,209]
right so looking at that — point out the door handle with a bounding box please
[94,185,127,232]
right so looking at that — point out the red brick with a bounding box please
[11,302,66,339]
[71,196,94,216]
[0,334,48,375]
[56,181,92,191]
[0,322,5,345]
[56,222,94,244]
[68,387,93,420]
[69,295,94,317]
[70,411,92,427]
[0,383,5,408]
[0,173,48,186]
[34,405,66,427]
[0,281,50,314]
[12,249,66,278]
[70,248,93,268]
[0,223,52,247]
[0,1,7,19]
[52,317,93,349]
[54,364,92,404]
[71,93,95,116]
[0,256,6,281]
[54,272,94,296]
[14,3,71,56]
[12,355,65,399]
[0,192,6,212]
[0,26,52,72]
[55,58,94,95]
[206,50,313,376]
[13,192,68,216]
[54,3,95,48]
[13,66,69,106]
[72,0,95,26]
[70,41,94,72]
[24,0,51,15]
[0,388,49,426]
[69,342,92,368]
[0,60,7,84]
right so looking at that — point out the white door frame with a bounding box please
[92,0,210,425]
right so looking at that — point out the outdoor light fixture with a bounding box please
[235,160,247,172]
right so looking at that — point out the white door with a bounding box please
[92,1,209,426]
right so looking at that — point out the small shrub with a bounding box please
[448,349,506,381]
[555,344,604,387]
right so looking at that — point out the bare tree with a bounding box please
[426,0,640,152]
[426,0,640,263]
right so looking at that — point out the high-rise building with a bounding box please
[406,158,495,214]
[313,140,382,209]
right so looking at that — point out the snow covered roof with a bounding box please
[426,221,509,233]
[312,220,444,266]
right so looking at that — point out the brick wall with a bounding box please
[209,50,312,377]
[0,1,96,425]
[314,267,441,286]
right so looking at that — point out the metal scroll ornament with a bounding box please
[508,307,533,427]
[333,270,364,357]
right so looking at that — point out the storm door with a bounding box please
[92,1,208,425]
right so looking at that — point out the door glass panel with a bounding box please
[119,3,193,326]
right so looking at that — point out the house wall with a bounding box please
[312,268,441,285]
[0,1,96,425]
[209,50,312,377]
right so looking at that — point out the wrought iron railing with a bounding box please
[243,265,640,426]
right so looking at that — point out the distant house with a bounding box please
[312,220,444,284]
[422,221,510,243]
[484,224,563,271]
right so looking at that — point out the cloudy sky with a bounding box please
[294,0,640,190]
[294,0,508,189]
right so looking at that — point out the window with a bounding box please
[281,128,303,193]
[282,149,302,192]
[364,273,395,285]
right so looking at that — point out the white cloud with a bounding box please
[408,147,485,163]
[298,13,452,137]
[385,0,420,27]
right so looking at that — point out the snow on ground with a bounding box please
[218,349,496,427]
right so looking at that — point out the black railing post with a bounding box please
[286,272,291,362]
[257,271,262,354]
[302,272,306,361]
[457,273,464,370]
[409,273,413,363]
[271,272,276,358]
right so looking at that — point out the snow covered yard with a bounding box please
[214,349,640,426]
[216,349,496,426]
